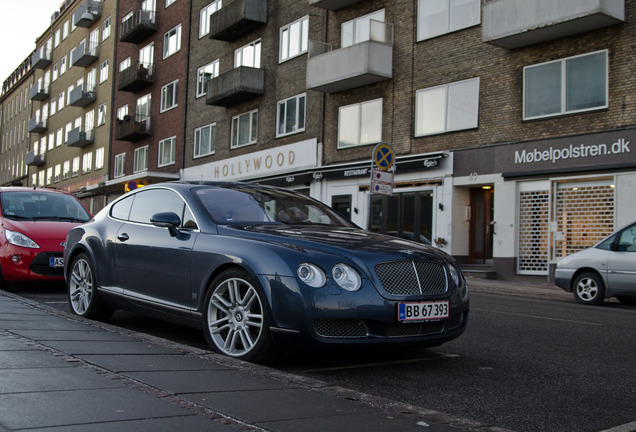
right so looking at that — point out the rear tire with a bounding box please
[573,272,605,305]
[68,253,113,321]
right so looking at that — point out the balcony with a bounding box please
[117,62,155,92]
[68,84,96,107]
[308,0,365,10]
[67,127,94,148]
[25,151,46,167]
[70,40,99,68]
[27,117,48,134]
[205,67,265,107]
[120,10,157,43]
[306,21,393,93]
[115,115,152,141]
[483,0,624,49]
[31,47,51,69]
[29,83,50,101]
[209,0,267,42]
[73,0,102,28]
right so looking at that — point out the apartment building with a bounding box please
[106,0,191,197]
[0,57,33,186]
[26,0,116,214]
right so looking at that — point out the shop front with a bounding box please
[454,129,636,280]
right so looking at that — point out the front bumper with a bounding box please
[0,248,64,282]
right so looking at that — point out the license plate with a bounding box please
[49,257,64,268]
[398,301,449,322]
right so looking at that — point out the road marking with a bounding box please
[45,301,68,305]
[598,421,636,432]
[300,352,460,372]
[473,308,604,326]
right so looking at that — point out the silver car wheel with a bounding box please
[575,277,598,301]
[207,277,264,357]
[573,272,605,305]
[69,257,93,315]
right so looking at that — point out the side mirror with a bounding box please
[151,212,181,237]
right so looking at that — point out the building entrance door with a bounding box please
[469,187,494,264]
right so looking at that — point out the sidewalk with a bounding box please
[0,289,509,432]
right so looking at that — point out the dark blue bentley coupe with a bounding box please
[64,182,469,362]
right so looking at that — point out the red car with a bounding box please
[0,187,91,286]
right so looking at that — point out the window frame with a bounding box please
[160,79,179,113]
[279,15,309,63]
[196,60,219,98]
[522,50,609,121]
[133,146,149,173]
[158,136,176,167]
[417,0,481,42]
[199,0,222,38]
[414,77,480,137]
[276,93,306,138]
[163,24,182,59]
[234,39,261,68]
[231,110,258,149]
[114,153,126,178]
[337,98,383,149]
[194,123,216,158]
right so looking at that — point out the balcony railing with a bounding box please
[205,66,265,107]
[117,62,155,92]
[483,0,625,49]
[27,117,48,134]
[73,0,102,28]
[308,0,365,10]
[71,40,99,68]
[120,10,157,43]
[115,114,152,141]
[67,127,94,148]
[29,82,50,101]
[25,151,46,167]
[306,21,393,93]
[209,0,267,42]
[68,84,96,107]
[31,47,52,69]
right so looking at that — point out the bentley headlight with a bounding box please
[332,263,362,292]
[447,264,461,286]
[297,263,326,288]
[5,229,40,249]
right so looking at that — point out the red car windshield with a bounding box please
[1,191,91,222]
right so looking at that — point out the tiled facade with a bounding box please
[2,0,636,279]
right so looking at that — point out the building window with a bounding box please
[62,161,70,180]
[95,147,104,170]
[99,60,109,84]
[97,103,107,126]
[114,153,125,178]
[56,128,63,147]
[196,60,219,98]
[158,136,176,167]
[338,98,382,149]
[116,105,128,121]
[54,164,61,183]
[166,0,177,6]
[280,16,308,63]
[119,57,131,72]
[194,123,216,158]
[58,92,65,111]
[133,146,149,172]
[160,80,178,112]
[415,77,479,136]
[342,9,384,48]
[60,56,67,75]
[54,29,61,48]
[163,24,182,59]
[235,39,261,68]
[46,167,53,185]
[102,17,111,40]
[231,110,258,149]
[82,152,92,173]
[72,156,80,177]
[199,0,222,38]
[52,63,59,82]
[62,21,69,40]
[523,50,608,120]
[417,0,480,41]
[277,93,306,138]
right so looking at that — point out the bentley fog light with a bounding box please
[332,263,362,291]
[298,263,326,288]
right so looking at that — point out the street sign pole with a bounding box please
[367,143,395,229]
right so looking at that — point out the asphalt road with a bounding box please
[7,282,636,432]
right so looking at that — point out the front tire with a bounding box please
[573,272,605,305]
[203,269,274,363]
[68,253,113,321]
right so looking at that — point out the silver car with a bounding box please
[555,222,636,305]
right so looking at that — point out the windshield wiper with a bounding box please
[38,216,89,222]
